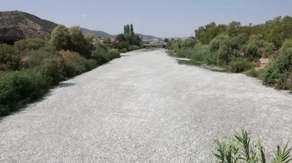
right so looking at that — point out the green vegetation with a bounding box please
[113,24,142,52]
[166,16,292,91]
[213,130,292,163]
[263,40,292,90]
[0,25,121,116]
[0,69,48,115]
[0,44,20,70]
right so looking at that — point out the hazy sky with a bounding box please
[1,0,292,38]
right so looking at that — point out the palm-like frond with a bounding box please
[213,130,291,163]
[272,143,292,163]
[256,139,266,163]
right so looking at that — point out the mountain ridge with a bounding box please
[81,27,162,40]
[0,10,57,39]
[0,10,162,40]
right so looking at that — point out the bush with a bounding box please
[0,69,49,116]
[61,50,97,77]
[229,58,253,73]
[14,38,51,53]
[108,50,121,59]
[20,49,58,68]
[0,44,20,70]
[91,47,121,65]
[181,38,197,48]
[209,35,230,52]
[19,49,65,85]
[120,48,128,53]
[280,39,292,52]
[114,41,129,50]
[128,45,140,51]
[41,57,64,85]
[244,35,275,61]
[194,45,217,65]
[263,47,292,90]
[246,68,259,78]
[214,130,292,163]
[244,43,261,61]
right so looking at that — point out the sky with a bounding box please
[1,0,292,38]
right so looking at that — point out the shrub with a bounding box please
[244,35,275,61]
[108,50,121,59]
[181,38,197,48]
[41,57,64,85]
[91,47,120,65]
[209,35,230,52]
[229,58,253,73]
[120,48,128,53]
[19,49,65,85]
[193,45,217,65]
[61,50,97,77]
[246,68,259,78]
[0,44,20,70]
[244,43,261,61]
[216,38,243,64]
[263,63,281,86]
[14,38,51,53]
[217,44,232,63]
[114,41,129,50]
[128,45,140,51]
[280,39,292,52]
[263,47,292,89]
[0,69,48,116]
[20,49,62,69]
[259,41,275,57]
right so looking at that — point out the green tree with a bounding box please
[103,37,111,44]
[69,26,93,58]
[268,16,292,48]
[124,25,127,35]
[209,35,230,52]
[195,22,224,44]
[130,24,134,35]
[124,25,130,35]
[50,25,71,50]
[227,21,241,37]
[244,35,275,61]
[84,33,95,43]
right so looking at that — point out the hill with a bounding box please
[81,28,161,40]
[137,34,162,40]
[81,28,114,38]
[0,11,57,39]
[0,11,162,41]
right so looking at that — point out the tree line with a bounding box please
[0,25,120,116]
[166,16,292,91]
